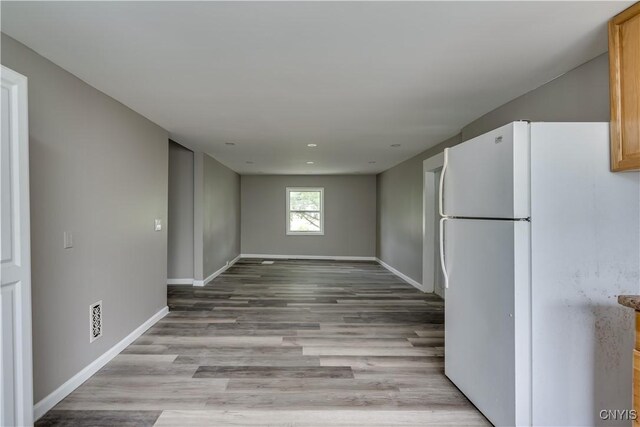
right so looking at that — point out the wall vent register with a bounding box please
[89,301,103,343]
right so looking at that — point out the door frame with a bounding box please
[1,65,33,426]
[422,152,444,295]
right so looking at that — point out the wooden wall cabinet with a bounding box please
[609,2,640,171]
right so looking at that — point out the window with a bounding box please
[286,187,324,235]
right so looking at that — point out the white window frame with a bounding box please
[286,187,324,236]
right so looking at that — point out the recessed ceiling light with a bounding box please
[390,144,401,147]
[225,142,236,146]
[306,161,314,165]
[369,161,376,164]
[307,144,317,147]
[246,161,254,164]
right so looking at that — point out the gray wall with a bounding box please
[377,53,610,283]
[242,175,376,257]
[1,34,169,402]
[377,135,461,280]
[202,154,241,278]
[168,141,194,279]
[462,54,610,141]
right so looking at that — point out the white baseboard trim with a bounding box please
[33,305,169,421]
[193,254,241,287]
[167,278,194,285]
[376,258,426,292]
[240,254,377,261]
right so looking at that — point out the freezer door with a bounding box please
[444,218,530,427]
[443,121,530,219]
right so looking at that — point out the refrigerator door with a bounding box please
[443,121,530,219]
[443,218,530,427]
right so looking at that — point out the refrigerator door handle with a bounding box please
[439,217,450,288]
[439,148,448,217]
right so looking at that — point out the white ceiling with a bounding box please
[1,1,630,174]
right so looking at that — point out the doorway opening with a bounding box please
[167,140,195,285]
[422,153,445,298]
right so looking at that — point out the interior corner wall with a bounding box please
[241,175,377,257]
[376,52,610,284]
[168,140,194,280]
[201,154,241,278]
[1,33,169,402]
[193,152,204,281]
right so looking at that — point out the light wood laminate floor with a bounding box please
[37,259,488,426]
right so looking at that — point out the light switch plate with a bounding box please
[154,219,162,231]
[63,231,73,249]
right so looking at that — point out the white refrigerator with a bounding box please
[440,122,639,426]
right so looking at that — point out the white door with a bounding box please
[1,66,33,426]
[442,121,530,219]
[443,218,530,427]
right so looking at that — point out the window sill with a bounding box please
[286,231,325,236]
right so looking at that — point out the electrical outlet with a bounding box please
[154,219,162,231]
[63,231,73,249]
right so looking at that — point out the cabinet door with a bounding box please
[609,2,640,171]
